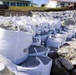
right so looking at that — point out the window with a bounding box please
[7,2,9,6]
[20,3,22,6]
[56,3,60,7]
[11,2,13,6]
[23,3,26,6]
[13,2,16,6]
[3,2,6,5]
[60,3,65,7]
[65,3,69,6]
[17,2,19,6]
[10,2,16,6]
[26,3,28,6]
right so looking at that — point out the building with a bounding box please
[0,0,35,6]
[45,0,58,8]
[45,0,75,8]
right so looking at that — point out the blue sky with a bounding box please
[32,0,48,6]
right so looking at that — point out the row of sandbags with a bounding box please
[31,12,76,48]
[30,19,76,49]
[0,16,76,75]
[31,16,76,48]
[0,14,75,75]
[0,17,53,75]
[46,29,76,48]
[29,15,76,48]
[32,28,76,49]
[0,16,76,62]
[4,16,61,36]
[32,10,75,20]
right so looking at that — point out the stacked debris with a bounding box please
[58,37,76,65]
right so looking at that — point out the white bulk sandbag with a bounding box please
[26,23,36,37]
[0,27,32,64]
[40,22,49,33]
[29,46,47,56]
[41,32,49,42]
[0,54,42,75]
[75,28,76,33]
[55,33,67,46]
[48,21,55,31]
[41,35,48,42]
[17,56,52,75]
[24,25,34,37]
[66,31,73,39]
[32,18,37,22]
[46,35,62,48]
[3,54,42,75]
[16,20,25,27]
[32,35,41,46]
[16,19,35,37]
[17,56,43,75]
[44,27,49,32]
[38,56,52,75]
[36,26,41,35]
[54,19,61,30]
[69,29,75,37]
[61,29,73,39]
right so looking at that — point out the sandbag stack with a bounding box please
[0,11,76,75]
[0,17,53,75]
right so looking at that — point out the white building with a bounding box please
[45,0,59,8]
[45,0,74,8]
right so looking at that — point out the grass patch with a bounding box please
[8,6,72,11]
[8,6,50,11]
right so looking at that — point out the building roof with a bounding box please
[0,0,32,2]
[0,0,38,6]
[56,0,76,2]
[47,0,76,3]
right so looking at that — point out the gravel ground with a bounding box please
[58,37,76,65]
